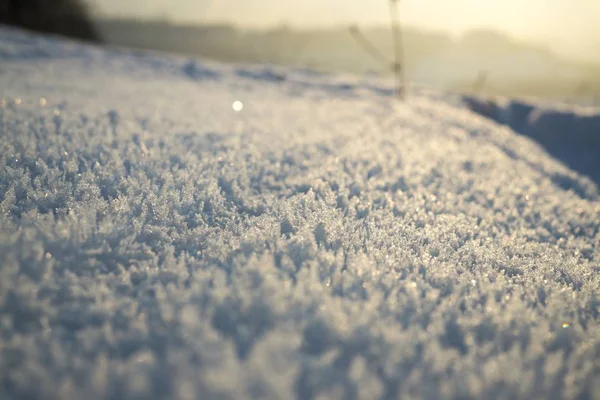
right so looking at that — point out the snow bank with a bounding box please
[464,95,600,186]
[1,27,599,399]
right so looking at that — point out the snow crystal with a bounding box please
[0,27,599,399]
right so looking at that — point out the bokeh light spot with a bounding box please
[233,101,243,112]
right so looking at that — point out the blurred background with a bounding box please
[2,0,599,103]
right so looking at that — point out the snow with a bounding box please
[464,95,600,186]
[1,26,599,399]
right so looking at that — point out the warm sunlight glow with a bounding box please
[91,0,600,63]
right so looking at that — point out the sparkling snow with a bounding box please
[1,27,599,399]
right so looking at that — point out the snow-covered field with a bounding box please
[1,27,599,399]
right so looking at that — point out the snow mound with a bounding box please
[1,27,599,399]
[464,95,600,186]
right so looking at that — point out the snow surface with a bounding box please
[463,95,600,187]
[1,27,599,400]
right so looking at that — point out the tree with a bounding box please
[0,0,100,42]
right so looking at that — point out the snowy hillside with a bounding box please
[1,27,599,399]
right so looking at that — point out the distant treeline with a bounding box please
[95,19,600,100]
[2,4,597,101]
[95,20,519,73]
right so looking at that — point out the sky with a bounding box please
[89,0,600,63]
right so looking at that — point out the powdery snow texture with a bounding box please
[1,27,599,399]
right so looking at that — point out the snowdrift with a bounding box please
[1,27,599,399]
[464,95,600,186]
